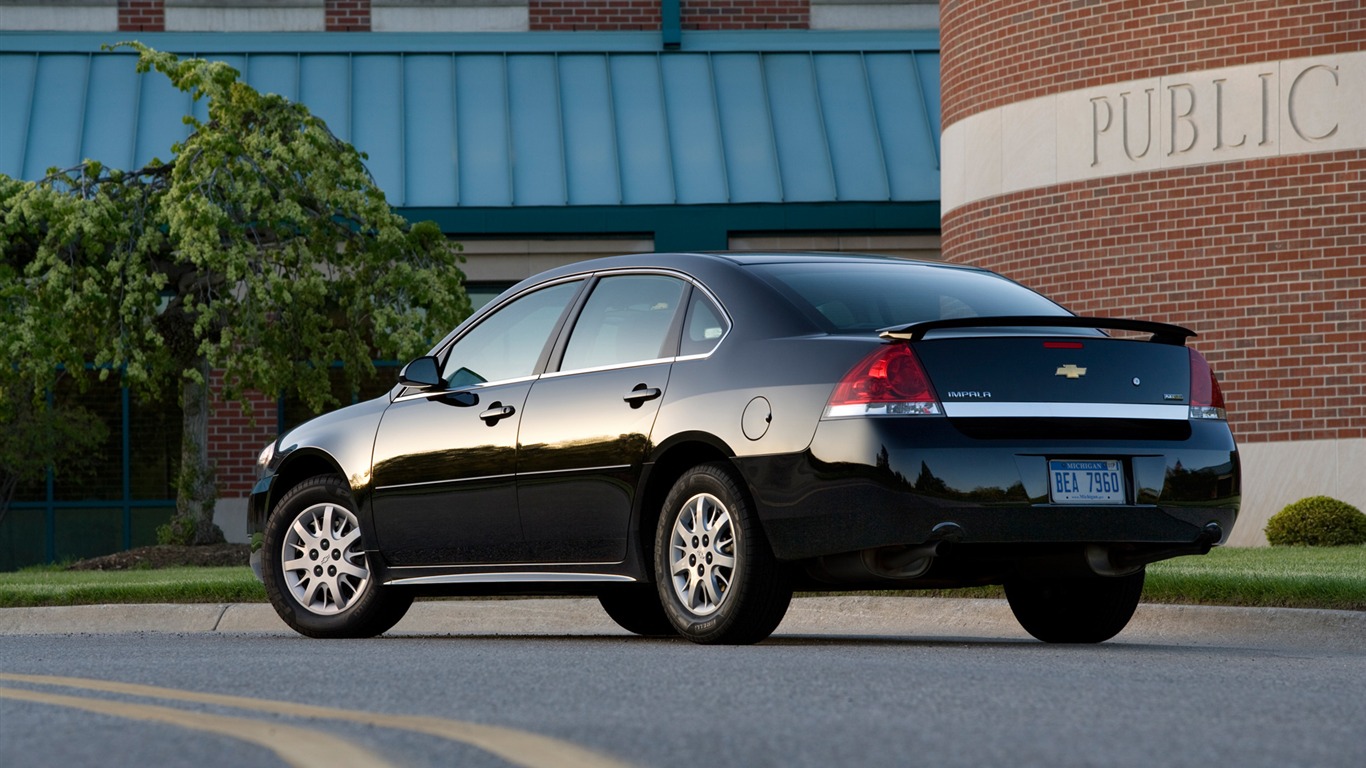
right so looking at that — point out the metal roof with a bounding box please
[1,31,940,210]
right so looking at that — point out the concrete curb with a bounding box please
[2,597,1363,652]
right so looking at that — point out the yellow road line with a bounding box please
[0,673,634,768]
[0,685,396,768]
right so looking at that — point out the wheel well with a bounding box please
[637,440,741,576]
[254,453,346,531]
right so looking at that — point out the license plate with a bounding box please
[1048,460,1125,504]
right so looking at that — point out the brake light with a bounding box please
[1188,348,1226,420]
[826,345,941,418]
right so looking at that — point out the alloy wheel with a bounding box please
[668,492,737,616]
[280,501,370,615]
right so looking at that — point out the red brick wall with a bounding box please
[326,0,372,31]
[531,0,661,30]
[682,0,807,30]
[940,1,1366,444]
[118,0,165,31]
[942,153,1366,443]
[530,0,809,31]
[940,0,1363,128]
[208,375,280,496]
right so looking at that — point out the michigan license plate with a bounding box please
[1049,460,1125,504]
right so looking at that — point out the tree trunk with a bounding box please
[177,359,225,545]
[0,471,16,533]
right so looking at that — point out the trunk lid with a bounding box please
[914,335,1192,416]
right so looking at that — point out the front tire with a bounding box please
[262,475,412,638]
[654,463,792,645]
[1004,568,1145,644]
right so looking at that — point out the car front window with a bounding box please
[442,280,581,387]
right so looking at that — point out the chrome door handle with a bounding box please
[479,403,516,425]
[623,385,662,408]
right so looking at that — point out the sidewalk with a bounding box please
[3,597,1364,652]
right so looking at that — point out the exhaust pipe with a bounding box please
[1086,522,1225,576]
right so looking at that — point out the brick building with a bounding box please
[939,0,1364,544]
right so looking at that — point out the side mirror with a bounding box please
[398,356,443,390]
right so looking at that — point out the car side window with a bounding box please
[679,290,729,357]
[442,280,581,388]
[560,275,687,372]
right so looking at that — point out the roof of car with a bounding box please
[528,251,984,279]
[704,252,982,270]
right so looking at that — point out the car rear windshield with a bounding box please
[749,261,1074,333]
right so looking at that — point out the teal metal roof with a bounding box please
[1,32,940,212]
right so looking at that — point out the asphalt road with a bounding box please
[2,597,1364,768]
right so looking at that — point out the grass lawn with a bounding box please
[1143,544,1366,611]
[0,567,264,608]
[0,546,1362,611]
[849,545,1366,611]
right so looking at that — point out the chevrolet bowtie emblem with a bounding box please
[1056,364,1087,379]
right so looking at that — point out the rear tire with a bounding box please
[597,586,678,637]
[1004,568,1145,644]
[262,475,412,638]
[654,463,792,645]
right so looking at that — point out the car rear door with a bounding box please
[516,273,689,563]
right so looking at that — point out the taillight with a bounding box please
[826,345,941,418]
[1188,348,1226,420]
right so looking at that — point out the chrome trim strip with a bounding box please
[393,374,539,403]
[375,473,515,491]
[940,402,1190,420]
[543,357,675,378]
[384,572,637,587]
[516,464,631,478]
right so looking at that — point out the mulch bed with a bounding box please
[66,543,252,571]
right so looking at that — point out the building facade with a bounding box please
[939,0,1365,544]
[2,0,1362,566]
[1,0,943,566]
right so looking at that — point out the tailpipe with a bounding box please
[1086,522,1225,577]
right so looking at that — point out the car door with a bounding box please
[516,273,689,563]
[370,279,584,566]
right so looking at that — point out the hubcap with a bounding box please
[669,493,737,617]
[281,502,369,615]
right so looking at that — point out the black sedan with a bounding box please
[250,252,1239,644]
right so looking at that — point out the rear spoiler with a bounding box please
[878,316,1196,346]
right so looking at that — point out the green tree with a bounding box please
[0,44,470,545]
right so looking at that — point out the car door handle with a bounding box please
[479,402,516,425]
[623,385,662,408]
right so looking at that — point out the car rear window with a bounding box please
[749,261,1073,333]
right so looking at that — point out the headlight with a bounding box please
[256,440,276,475]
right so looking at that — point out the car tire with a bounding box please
[654,463,792,645]
[262,475,412,638]
[597,586,678,637]
[1004,568,1146,644]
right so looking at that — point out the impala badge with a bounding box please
[1055,364,1087,379]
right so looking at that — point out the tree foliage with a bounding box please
[0,382,109,531]
[1,44,470,545]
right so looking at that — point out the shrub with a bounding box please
[1265,496,1366,547]
[156,517,197,547]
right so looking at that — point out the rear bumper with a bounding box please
[738,417,1239,562]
